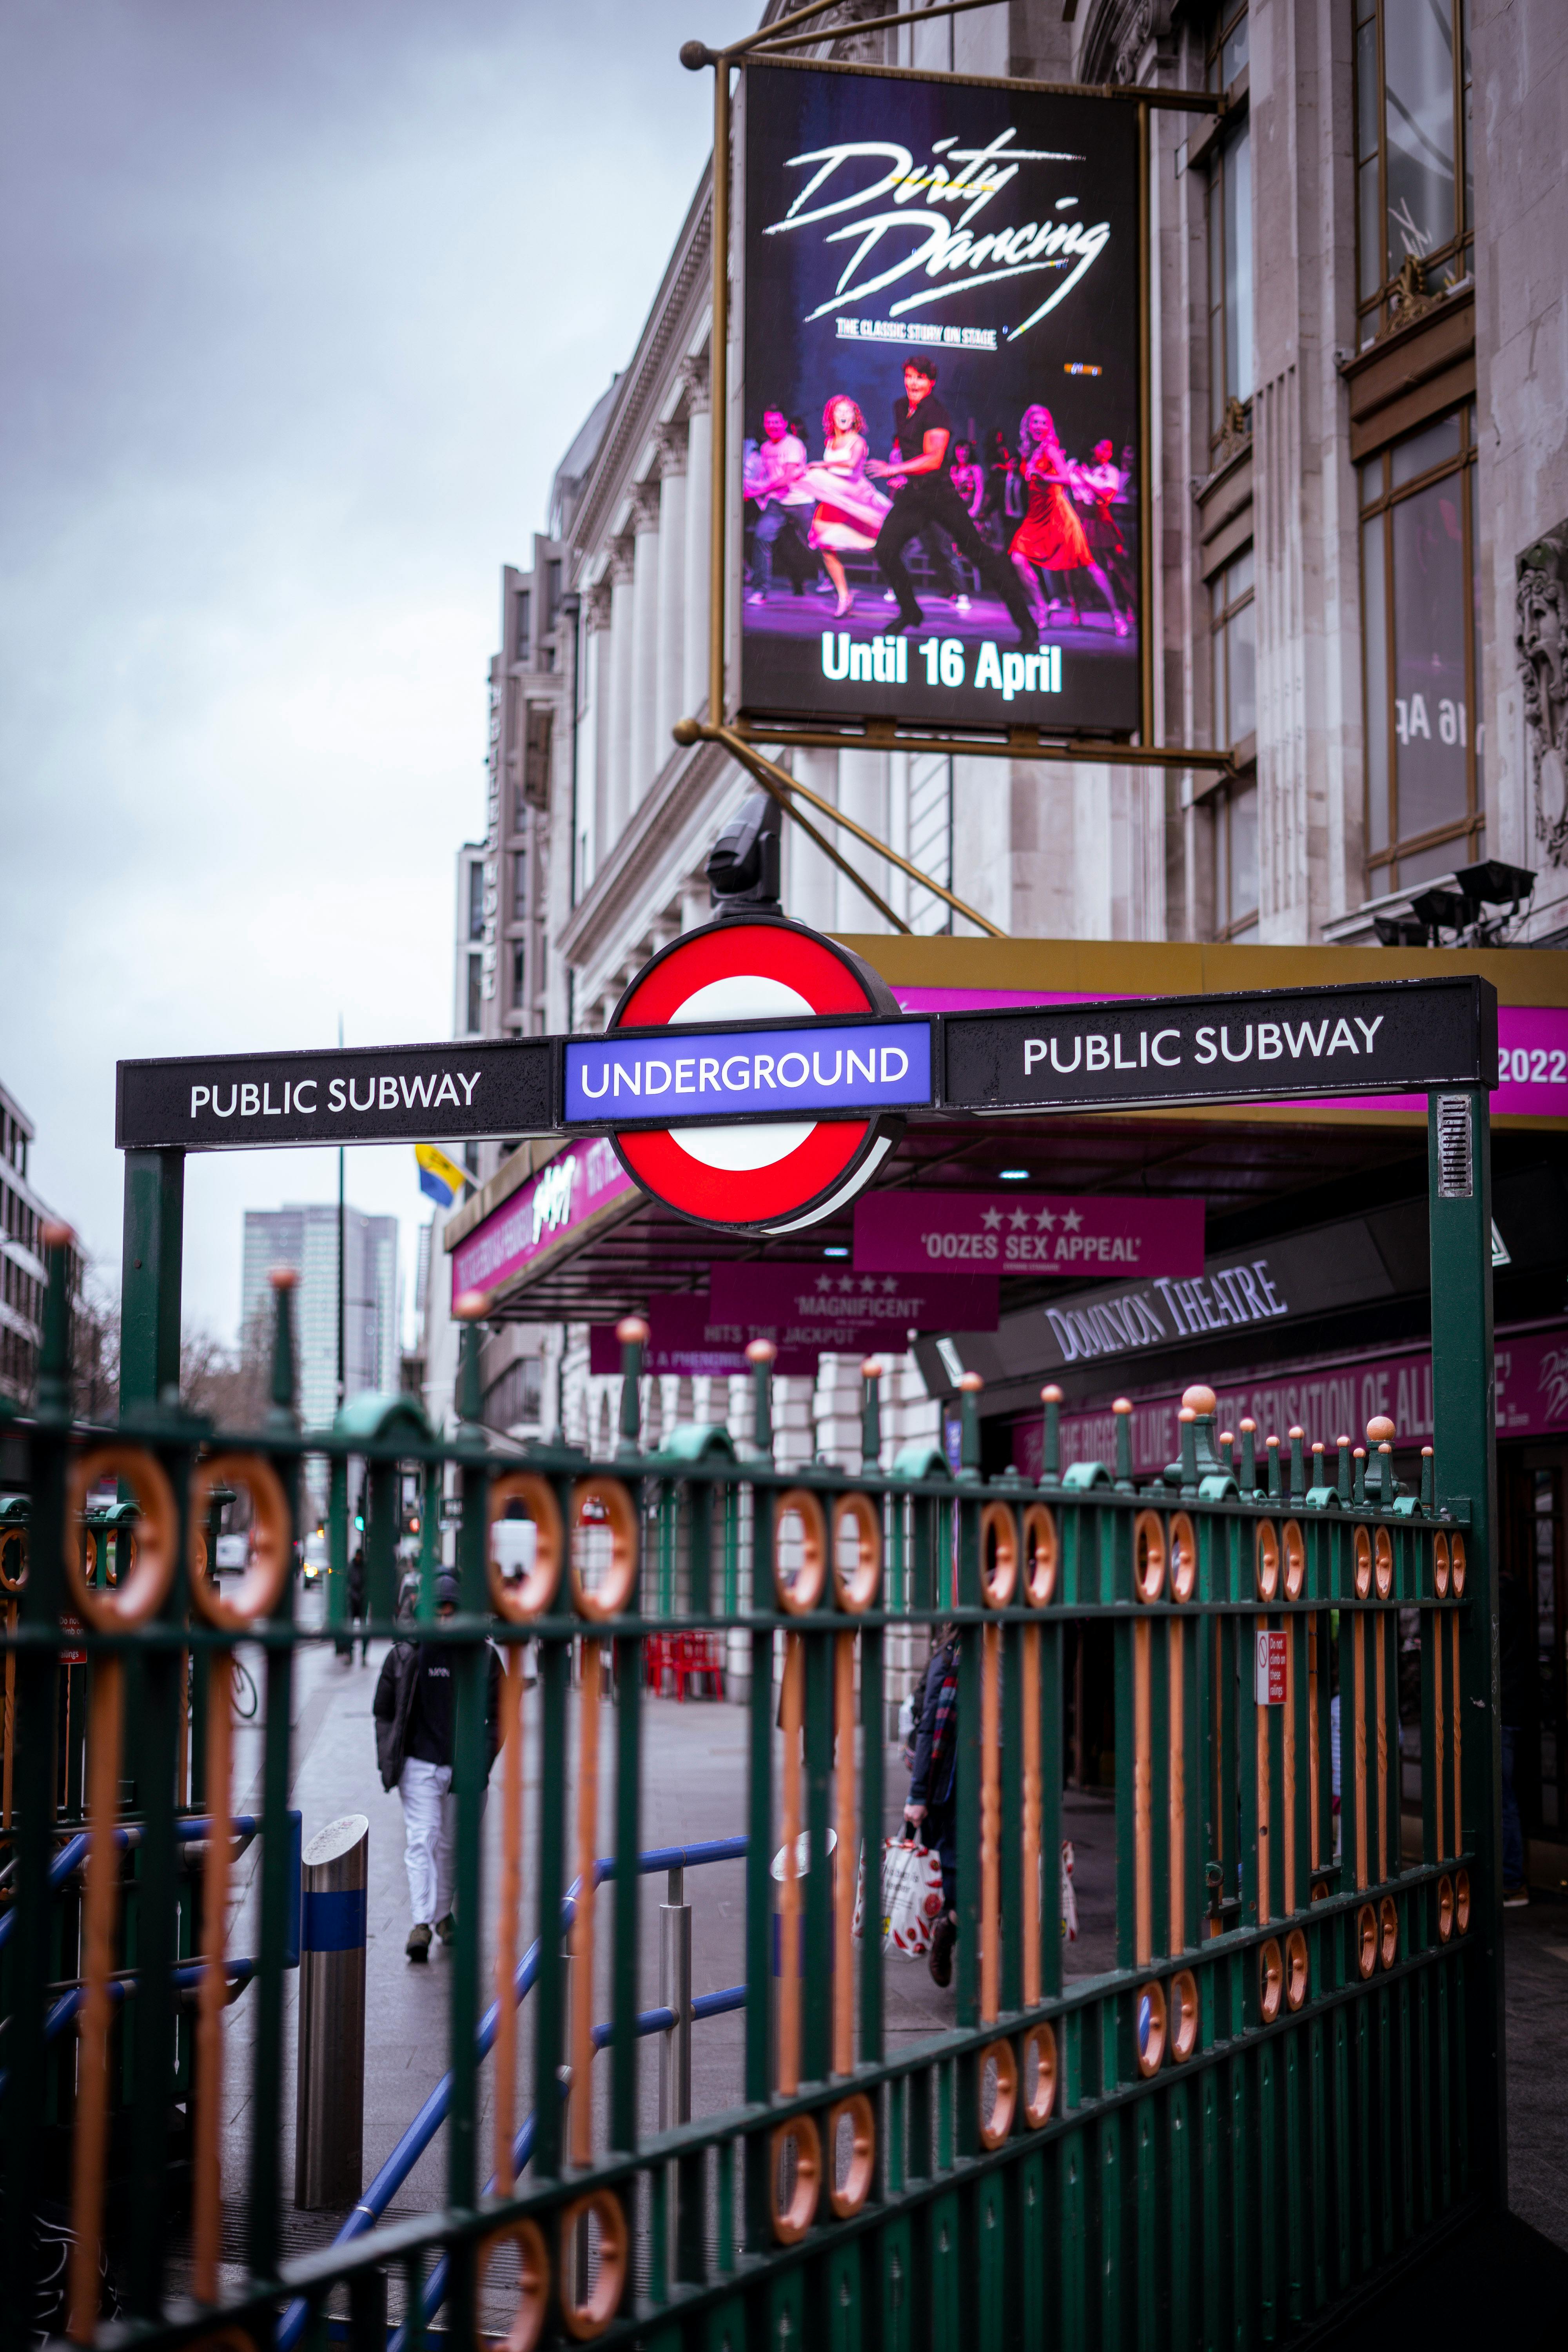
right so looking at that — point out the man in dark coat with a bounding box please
[373,1571,503,1960]
[904,1625,961,1986]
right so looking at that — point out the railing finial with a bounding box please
[859,1357,882,1474]
[958,1370,983,1480]
[1040,1384,1062,1483]
[267,1264,299,1430]
[1239,1417,1258,1494]
[39,1221,75,1422]
[617,1316,650,1457]
[746,1336,777,1464]
[1113,1398,1135,1488]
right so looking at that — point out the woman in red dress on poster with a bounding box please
[1009,404,1128,637]
[802,394,892,618]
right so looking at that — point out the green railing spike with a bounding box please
[1367,1416,1395,1508]
[1353,1446,1368,1508]
[1288,1426,1306,1501]
[617,1315,649,1457]
[453,1287,487,1433]
[37,1223,75,1423]
[1041,1383,1062,1483]
[1310,1441,1326,1494]
[860,1356,882,1473]
[1240,1416,1258,1494]
[1336,1434,1353,1504]
[268,1265,299,1430]
[1266,1433,1282,1501]
[1176,1405,1198,1492]
[1420,1444,1434,1511]
[1113,1398,1134,1488]
[746,1336,776,1463]
[958,1371,983,1480]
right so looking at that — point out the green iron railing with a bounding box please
[0,1115,1502,2351]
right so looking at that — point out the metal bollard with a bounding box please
[658,1866,691,2129]
[294,1813,369,2208]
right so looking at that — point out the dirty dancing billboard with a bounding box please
[738,59,1142,736]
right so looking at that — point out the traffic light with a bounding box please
[407,1515,421,1537]
[354,1510,365,1532]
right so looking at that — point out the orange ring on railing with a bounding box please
[555,2188,627,2340]
[1285,1928,1309,2011]
[831,1494,882,1615]
[1451,1534,1466,1596]
[1255,1520,1280,1602]
[769,2111,821,2244]
[1258,1939,1284,2023]
[1169,1969,1199,2062]
[1454,1869,1471,1933]
[773,1489,828,1616]
[65,1448,177,1631]
[487,1471,564,1622]
[1136,1980,1167,2076]
[1433,1531,1451,1598]
[568,1479,638,1622]
[826,2091,876,2218]
[1022,2020,1058,2123]
[978,2038,1018,2148]
[1379,1896,1399,1969]
[1437,1874,1455,1942]
[477,2216,550,2352]
[1132,1510,1165,1603]
[0,1528,25,1592]
[1354,1526,1373,1599]
[1356,1904,1378,1978]
[188,1454,292,1630]
[1168,1512,1197,1603]
[979,1501,1019,1608]
[1374,1527,1394,1601]
[1282,1519,1305,1602]
[1021,1503,1058,1606]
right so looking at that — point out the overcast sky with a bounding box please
[1,0,747,1354]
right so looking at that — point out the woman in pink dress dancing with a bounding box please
[802,395,893,617]
[1009,404,1127,636]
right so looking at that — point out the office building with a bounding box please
[241,1204,399,1431]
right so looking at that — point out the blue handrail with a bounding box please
[277,1834,748,2351]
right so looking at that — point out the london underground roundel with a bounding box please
[606,918,904,1235]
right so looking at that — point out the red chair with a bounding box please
[671,1630,726,1702]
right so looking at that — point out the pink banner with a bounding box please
[1009,1320,1568,1480]
[854,1189,1204,1277]
[451,1136,635,1303]
[891,986,1568,1120]
[589,1294,820,1380]
[708,1261,998,1350]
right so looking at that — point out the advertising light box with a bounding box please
[739,60,1143,736]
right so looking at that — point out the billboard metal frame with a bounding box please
[681,1,1236,804]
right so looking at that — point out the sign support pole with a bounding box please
[120,1149,185,1412]
[1426,1085,1504,2204]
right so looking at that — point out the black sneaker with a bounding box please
[928,1915,956,1988]
[407,1923,432,1962]
[434,1913,457,1945]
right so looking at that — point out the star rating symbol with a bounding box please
[816,1275,835,1293]
[981,1206,1003,1230]
[881,1277,899,1294]
[1009,1208,1031,1231]
[838,1276,857,1294]
[1060,1209,1083,1232]
[859,1277,878,1294]
[1035,1206,1057,1230]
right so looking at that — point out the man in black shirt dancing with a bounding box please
[868,358,1035,641]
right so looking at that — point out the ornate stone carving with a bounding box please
[608,539,636,588]
[1375,254,1469,343]
[1212,395,1252,470]
[1517,524,1568,868]
[629,481,662,534]
[654,422,688,479]
[584,578,613,632]
[679,350,710,417]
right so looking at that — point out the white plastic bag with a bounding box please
[852,1838,946,1957]
[1061,1838,1078,1942]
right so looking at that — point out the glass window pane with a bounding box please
[1215,786,1230,922]
[1469,461,1485,795]
[1358,157,1383,307]
[1230,784,1259,920]
[1225,601,1257,742]
[1356,18,1380,162]
[1362,516,1390,853]
[1383,0,1457,283]
[1359,456,1385,511]
[1391,474,1468,842]
[1221,14,1249,85]
[1209,163,1226,437]
[1397,836,1465,890]
[1227,546,1255,603]
[1390,411,1462,488]
[1223,125,1254,408]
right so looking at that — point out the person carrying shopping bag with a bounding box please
[904,1624,960,1987]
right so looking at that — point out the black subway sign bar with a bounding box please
[941,977,1497,1116]
[116,1038,554,1152]
[116,978,1496,1151]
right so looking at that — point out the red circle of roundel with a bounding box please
[614,1119,872,1225]
[613,921,877,1029]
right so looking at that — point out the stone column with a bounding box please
[629,483,662,812]
[836,750,891,931]
[607,546,635,848]
[785,747,838,931]
[682,354,712,720]
[579,583,612,894]
[655,424,688,757]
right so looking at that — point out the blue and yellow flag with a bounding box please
[415,1142,468,1208]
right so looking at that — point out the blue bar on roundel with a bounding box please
[563,1019,933,1125]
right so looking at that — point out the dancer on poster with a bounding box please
[866,359,1037,642]
[800,395,892,618]
[746,407,817,601]
[1078,437,1137,608]
[1009,405,1128,636]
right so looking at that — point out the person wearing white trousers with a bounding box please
[397,1755,463,1931]
[373,1569,501,1960]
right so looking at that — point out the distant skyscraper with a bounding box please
[241,1205,399,1430]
